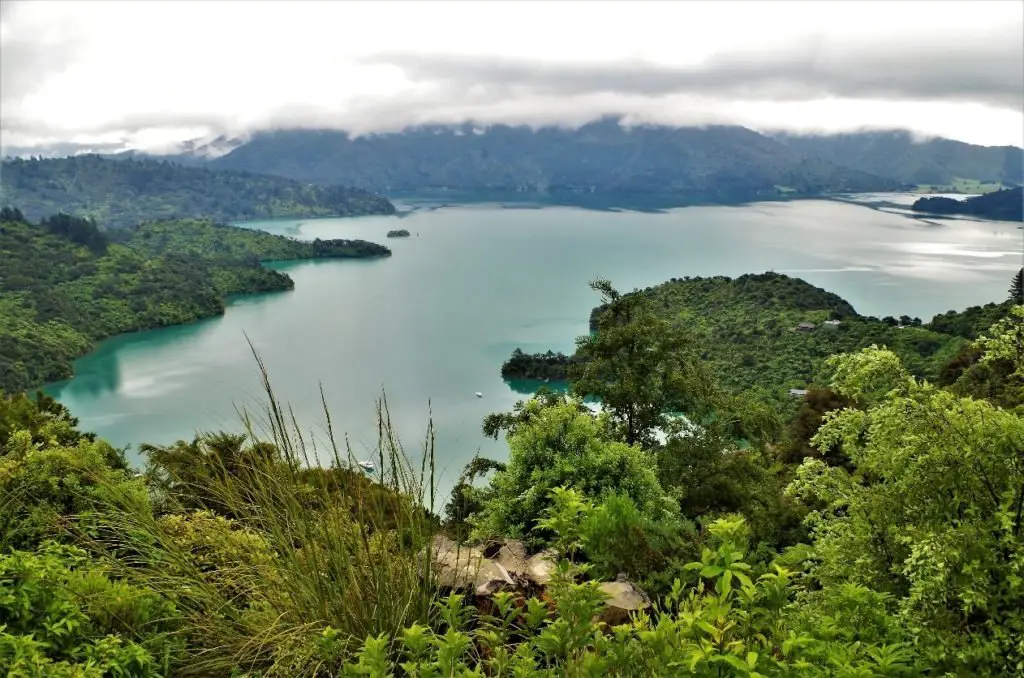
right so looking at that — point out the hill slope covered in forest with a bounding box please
[0,155,396,229]
[0,213,390,392]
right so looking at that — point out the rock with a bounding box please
[489,539,529,574]
[424,535,514,595]
[525,549,559,585]
[422,536,649,621]
[598,579,652,626]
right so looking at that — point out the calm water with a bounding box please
[45,197,1022,498]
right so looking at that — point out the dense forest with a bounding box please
[911,186,1024,222]
[2,270,1021,675]
[208,121,906,200]
[0,155,396,228]
[774,129,1024,187]
[502,272,977,402]
[0,212,390,392]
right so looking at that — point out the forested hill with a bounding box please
[0,212,390,392]
[911,186,1024,222]
[773,130,1024,187]
[208,121,905,200]
[599,273,968,393]
[0,155,397,229]
[503,272,973,394]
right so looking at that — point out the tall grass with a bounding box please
[88,347,440,676]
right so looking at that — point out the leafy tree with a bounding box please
[1011,267,1024,304]
[471,396,675,547]
[788,343,1024,673]
[569,278,715,448]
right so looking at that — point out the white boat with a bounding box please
[475,392,483,398]
[358,460,376,472]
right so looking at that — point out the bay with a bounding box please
[44,196,1022,500]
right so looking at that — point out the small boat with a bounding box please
[475,392,483,398]
[358,460,376,472]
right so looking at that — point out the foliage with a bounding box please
[341,506,923,676]
[0,418,145,551]
[117,218,391,261]
[0,390,97,454]
[779,388,852,467]
[471,396,675,548]
[591,272,966,402]
[500,348,576,381]
[0,216,388,393]
[0,544,180,677]
[571,278,717,448]
[0,154,396,228]
[926,297,1014,339]
[788,344,1024,674]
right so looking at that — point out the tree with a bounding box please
[787,345,1024,673]
[1010,267,1023,304]
[568,279,715,448]
[471,397,675,546]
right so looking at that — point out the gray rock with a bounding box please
[598,579,652,626]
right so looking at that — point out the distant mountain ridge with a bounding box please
[772,130,1023,187]
[0,155,396,228]
[206,120,908,201]
[9,123,1021,209]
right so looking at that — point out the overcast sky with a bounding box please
[1,0,1022,156]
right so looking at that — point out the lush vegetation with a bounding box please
[2,273,1020,675]
[114,218,392,261]
[387,230,411,238]
[501,272,975,407]
[0,213,390,392]
[911,186,1024,222]
[209,121,905,201]
[500,349,575,380]
[0,155,396,228]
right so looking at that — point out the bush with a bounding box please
[471,397,676,547]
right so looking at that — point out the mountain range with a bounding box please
[83,121,1020,204]
[203,121,914,201]
[7,122,1022,213]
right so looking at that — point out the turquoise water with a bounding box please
[45,197,1022,498]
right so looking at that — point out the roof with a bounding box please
[788,388,809,396]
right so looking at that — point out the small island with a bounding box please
[911,186,1023,222]
[387,229,411,238]
[500,348,576,380]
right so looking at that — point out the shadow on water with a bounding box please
[505,379,570,396]
[43,316,225,401]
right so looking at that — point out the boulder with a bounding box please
[421,536,649,620]
[425,535,514,596]
[598,576,652,626]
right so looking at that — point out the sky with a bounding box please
[1,0,1022,156]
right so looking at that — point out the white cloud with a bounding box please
[1,0,1021,154]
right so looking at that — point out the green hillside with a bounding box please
[504,273,968,398]
[0,155,397,229]
[0,213,390,392]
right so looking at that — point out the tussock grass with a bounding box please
[86,345,440,676]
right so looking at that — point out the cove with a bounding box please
[44,197,1022,499]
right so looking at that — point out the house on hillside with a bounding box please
[789,388,809,398]
[793,322,817,332]
[822,319,841,327]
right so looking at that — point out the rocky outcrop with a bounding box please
[421,535,649,622]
